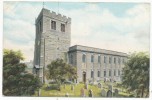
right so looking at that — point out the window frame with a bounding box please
[104,56,106,63]
[61,23,65,32]
[104,70,106,77]
[51,20,56,30]
[82,54,86,63]
[91,55,94,63]
[97,70,100,77]
[91,70,94,78]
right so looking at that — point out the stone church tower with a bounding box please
[33,8,71,83]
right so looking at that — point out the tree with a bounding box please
[3,49,41,96]
[46,59,77,90]
[122,52,149,97]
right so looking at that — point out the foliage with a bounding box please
[3,49,41,96]
[122,52,149,97]
[46,59,77,89]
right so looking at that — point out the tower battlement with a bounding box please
[36,8,71,23]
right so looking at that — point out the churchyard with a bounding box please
[34,81,135,97]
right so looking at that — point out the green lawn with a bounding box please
[33,81,134,97]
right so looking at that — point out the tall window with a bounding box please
[114,70,116,76]
[114,57,116,64]
[82,54,86,63]
[118,70,120,76]
[97,71,100,77]
[91,55,94,63]
[109,57,111,64]
[98,55,101,63]
[51,20,56,30]
[123,59,125,64]
[118,58,121,64]
[104,71,106,77]
[61,23,65,32]
[70,55,73,64]
[104,56,106,63]
[91,71,94,78]
[109,70,111,76]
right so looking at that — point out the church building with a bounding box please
[33,8,127,84]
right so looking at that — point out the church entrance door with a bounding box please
[83,72,86,83]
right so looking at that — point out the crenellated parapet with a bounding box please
[36,8,71,23]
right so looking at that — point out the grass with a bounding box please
[33,81,134,97]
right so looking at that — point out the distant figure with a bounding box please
[81,88,85,97]
[88,89,93,97]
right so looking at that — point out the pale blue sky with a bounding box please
[3,1,150,61]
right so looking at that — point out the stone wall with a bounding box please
[68,45,128,83]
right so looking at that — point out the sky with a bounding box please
[3,1,150,62]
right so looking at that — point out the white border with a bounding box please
[0,0,151,100]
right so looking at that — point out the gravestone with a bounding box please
[65,92,69,97]
[81,88,85,97]
[71,85,74,91]
[108,85,112,91]
[84,83,88,90]
[101,89,106,97]
[98,83,102,88]
[88,89,93,97]
[38,89,41,96]
[114,89,119,97]
[107,90,112,97]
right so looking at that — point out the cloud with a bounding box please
[3,2,150,61]
[58,3,150,53]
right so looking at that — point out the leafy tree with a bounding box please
[122,52,149,97]
[46,59,77,90]
[3,49,41,96]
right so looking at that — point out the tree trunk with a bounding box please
[141,87,144,97]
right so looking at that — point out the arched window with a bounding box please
[97,70,100,77]
[104,56,106,63]
[109,70,111,76]
[104,70,106,77]
[118,58,121,64]
[109,57,111,64]
[118,70,120,76]
[82,54,86,63]
[91,55,94,63]
[114,70,116,76]
[98,55,101,63]
[114,57,116,64]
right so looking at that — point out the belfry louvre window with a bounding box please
[51,20,56,30]
[61,23,65,32]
